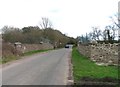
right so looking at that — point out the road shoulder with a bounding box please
[67,49,74,85]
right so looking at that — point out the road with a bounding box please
[1,48,71,85]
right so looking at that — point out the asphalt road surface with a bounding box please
[2,48,72,85]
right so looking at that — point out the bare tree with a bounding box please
[110,14,120,41]
[91,27,102,41]
[88,32,93,41]
[2,26,16,34]
[110,14,120,28]
[102,29,107,41]
[39,17,52,29]
[103,25,118,41]
[108,25,116,40]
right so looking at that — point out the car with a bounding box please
[65,45,69,48]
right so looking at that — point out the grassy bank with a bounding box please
[1,55,18,64]
[1,49,52,64]
[22,49,52,56]
[0,58,1,64]
[72,48,118,82]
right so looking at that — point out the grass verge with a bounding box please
[72,48,118,82]
[0,60,1,64]
[1,55,18,64]
[1,49,52,64]
[22,49,52,56]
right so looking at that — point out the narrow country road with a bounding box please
[2,48,72,85]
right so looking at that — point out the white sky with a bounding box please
[0,0,119,38]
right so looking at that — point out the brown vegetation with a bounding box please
[2,26,77,48]
[1,24,77,63]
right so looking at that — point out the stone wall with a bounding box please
[11,42,54,55]
[23,43,53,52]
[78,44,91,58]
[78,43,119,65]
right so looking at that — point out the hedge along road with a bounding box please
[1,48,72,85]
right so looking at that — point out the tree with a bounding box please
[110,14,120,41]
[2,26,22,43]
[102,25,118,43]
[110,14,120,28]
[77,33,90,44]
[39,17,52,29]
[88,32,93,41]
[22,26,43,43]
[22,26,40,33]
[90,27,102,41]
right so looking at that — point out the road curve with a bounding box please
[2,48,71,85]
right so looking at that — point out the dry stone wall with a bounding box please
[78,44,91,58]
[78,43,119,65]
[23,43,53,53]
[12,43,53,55]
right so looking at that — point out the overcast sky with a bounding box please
[0,0,119,38]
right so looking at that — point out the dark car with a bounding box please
[65,45,69,48]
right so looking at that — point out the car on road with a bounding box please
[65,44,73,48]
[65,45,69,48]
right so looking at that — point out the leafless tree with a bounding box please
[39,17,52,29]
[88,32,93,41]
[102,24,118,43]
[110,14,120,40]
[90,27,102,41]
[110,14,120,28]
[2,26,16,34]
